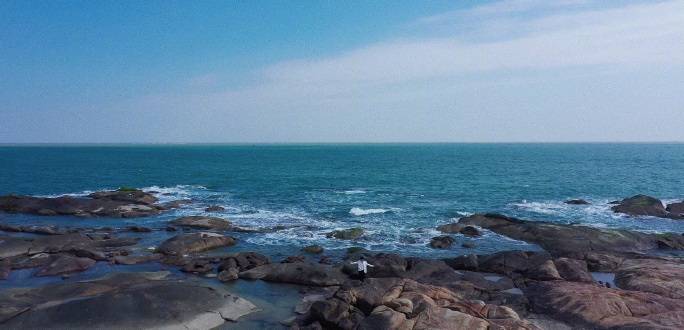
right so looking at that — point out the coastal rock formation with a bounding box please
[437,223,482,236]
[240,262,347,286]
[0,188,172,218]
[0,232,138,259]
[667,201,684,217]
[292,278,538,330]
[525,280,684,329]
[326,227,364,240]
[456,213,684,259]
[156,232,236,255]
[0,272,258,328]
[615,258,684,299]
[611,194,683,219]
[34,254,96,277]
[169,216,233,230]
[429,235,454,249]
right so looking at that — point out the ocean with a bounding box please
[1,143,684,262]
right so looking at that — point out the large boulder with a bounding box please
[615,258,684,299]
[169,216,232,230]
[239,262,347,286]
[326,228,364,240]
[0,272,258,328]
[611,194,680,219]
[0,233,138,259]
[156,233,236,256]
[525,280,684,329]
[667,201,684,218]
[0,188,168,218]
[217,252,270,273]
[458,213,684,258]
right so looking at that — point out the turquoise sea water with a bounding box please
[1,143,683,260]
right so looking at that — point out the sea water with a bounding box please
[1,143,683,261]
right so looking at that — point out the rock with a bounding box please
[460,226,481,237]
[358,305,411,330]
[205,205,225,212]
[295,278,535,330]
[282,255,306,263]
[667,201,684,217]
[343,253,408,278]
[319,256,333,265]
[461,242,475,248]
[444,254,478,271]
[436,223,481,237]
[476,251,561,281]
[126,226,152,233]
[436,223,464,233]
[165,226,177,232]
[564,199,590,205]
[217,252,270,272]
[0,233,138,259]
[611,194,679,219]
[554,258,593,282]
[525,280,684,329]
[88,188,157,204]
[181,259,214,274]
[239,262,347,286]
[615,258,684,299]
[326,227,364,240]
[0,224,66,235]
[346,246,368,255]
[302,245,324,254]
[156,233,236,256]
[169,216,232,230]
[113,254,161,265]
[429,236,454,249]
[0,272,258,328]
[218,269,239,282]
[458,213,684,258]
[0,189,163,218]
[0,259,10,280]
[35,254,96,277]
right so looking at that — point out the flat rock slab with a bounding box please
[240,262,347,286]
[0,271,258,329]
[525,280,684,329]
[457,213,684,257]
[156,232,236,256]
[170,216,232,230]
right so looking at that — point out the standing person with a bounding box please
[350,256,374,281]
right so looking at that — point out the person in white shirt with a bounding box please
[350,256,374,281]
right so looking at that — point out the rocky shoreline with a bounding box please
[0,190,683,329]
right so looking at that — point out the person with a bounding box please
[350,256,374,281]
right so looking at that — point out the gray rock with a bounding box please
[0,271,258,328]
[34,254,96,277]
[156,232,236,256]
[326,227,364,240]
[240,262,347,286]
[169,216,232,230]
[429,236,454,249]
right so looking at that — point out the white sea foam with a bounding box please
[350,207,391,216]
[342,189,366,194]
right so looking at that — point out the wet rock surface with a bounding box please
[326,227,364,240]
[169,215,233,230]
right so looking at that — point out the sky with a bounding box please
[1,0,683,143]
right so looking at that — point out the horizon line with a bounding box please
[1,141,684,146]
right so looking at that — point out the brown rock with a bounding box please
[525,280,684,329]
[554,258,593,282]
[615,258,684,299]
[35,254,96,277]
[169,216,232,230]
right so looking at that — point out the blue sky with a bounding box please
[1,0,683,143]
